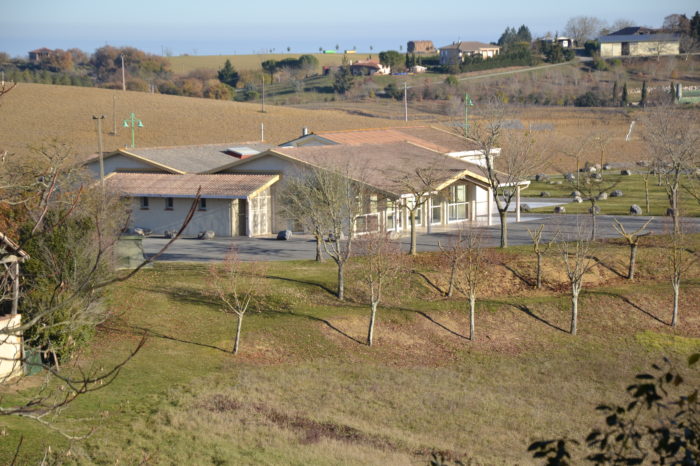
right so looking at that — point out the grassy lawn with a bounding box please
[1,240,699,464]
[524,173,700,217]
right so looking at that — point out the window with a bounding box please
[386,200,395,230]
[407,198,422,226]
[431,196,442,224]
[165,197,174,210]
[448,185,468,221]
[140,197,149,210]
[199,198,207,211]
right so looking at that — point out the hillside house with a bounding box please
[598,27,680,57]
[28,47,53,62]
[349,60,390,76]
[407,40,437,54]
[0,233,29,381]
[439,42,500,65]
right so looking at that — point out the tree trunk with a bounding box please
[643,176,650,214]
[367,301,378,346]
[337,261,345,300]
[628,243,637,280]
[469,293,476,340]
[233,314,243,354]
[590,207,597,241]
[671,281,679,327]
[570,286,579,335]
[671,186,680,235]
[447,262,456,297]
[314,232,324,262]
[409,210,417,255]
[498,210,508,248]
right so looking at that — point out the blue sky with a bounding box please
[2,0,697,57]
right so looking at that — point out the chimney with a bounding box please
[302,127,309,136]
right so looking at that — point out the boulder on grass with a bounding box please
[554,206,566,214]
[603,163,612,170]
[534,173,548,182]
[198,230,215,240]
[610,190,623,197]
[597,192,608,200]
[555,181,563,185]
[574,196,583,203]
[164,230,176,239]
[133,227,152,237]
[540,191,550,198]
[276,230,292,240]
[564,173,575,182]
[621,169,632,176]
[592,173,603,180]
[571,191,581,197]
[630,204,642,215]
[520,204,531,213]
[588,205,601,214]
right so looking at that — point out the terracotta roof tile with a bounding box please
[316,126,479,152]
[105,173,278,198]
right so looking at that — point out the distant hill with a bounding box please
[0,83,402,157]
[168,53,374,74]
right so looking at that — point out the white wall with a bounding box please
[128,197,232,237]
[0,314,22,381]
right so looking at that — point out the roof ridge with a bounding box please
[318,125,427,134]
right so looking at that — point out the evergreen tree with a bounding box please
[640,80,647,107]
[217,59,239,88]
[691,11,700,38]
[621,82,628,107]
[333,66,354,94]
[516,25,532,43]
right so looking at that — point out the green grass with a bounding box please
[524,173,700,217]
[168,53,375,74]
[1,245,699,464]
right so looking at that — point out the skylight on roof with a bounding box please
[226,146,259,156]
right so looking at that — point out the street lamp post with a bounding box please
[122,112,144,148]
[92,115,106,188]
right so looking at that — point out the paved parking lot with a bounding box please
[142,213,699,262]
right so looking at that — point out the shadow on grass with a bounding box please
[265,274,337,297]
[103,322,232,354]
[396,307,470,341]
[268,310,366,345]
[591,290,669,325]
[588,255,626,279]
[499,262,535,287]
[412,271,447,296]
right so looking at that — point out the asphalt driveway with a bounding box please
[141,213,699,262]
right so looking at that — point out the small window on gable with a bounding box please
[199,198,207,211]
[165,197,174,210]
[140,197,149,209]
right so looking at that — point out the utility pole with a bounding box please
[403,81,408,122]
[92,115,106,189]
[112,93,117,135]
[122,112,143,148]
[261,76,265,113]
[120,54,126,91]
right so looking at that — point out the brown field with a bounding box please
[0,83,402,157]
[168,52,374,74]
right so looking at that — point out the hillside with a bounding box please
[168,52,374,74]
[0,83,402,157]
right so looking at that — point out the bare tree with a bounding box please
[665,226,696,327]
[208,250,265,354]
[393,166,448,255]
[642,107,700,234]
[450,226,486,340]
[528,224,557,289]
[568,170,621,240]
[559,226,597,335]
[289,166,367,300]
[281,175,328,262]
[563,16,606,46]
[354,233,405,346]
[613,218,652,280]
[467,99,544,248]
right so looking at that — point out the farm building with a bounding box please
[105,173,279,237]
[407,40,436,54]
[349,60,391,76]
[438,41,500,65]
[0,233,29,381]
[28,47,53,62]
[598,27,680,57]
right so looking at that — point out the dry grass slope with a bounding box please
[0,83,402,157]
[168,53,374,74]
